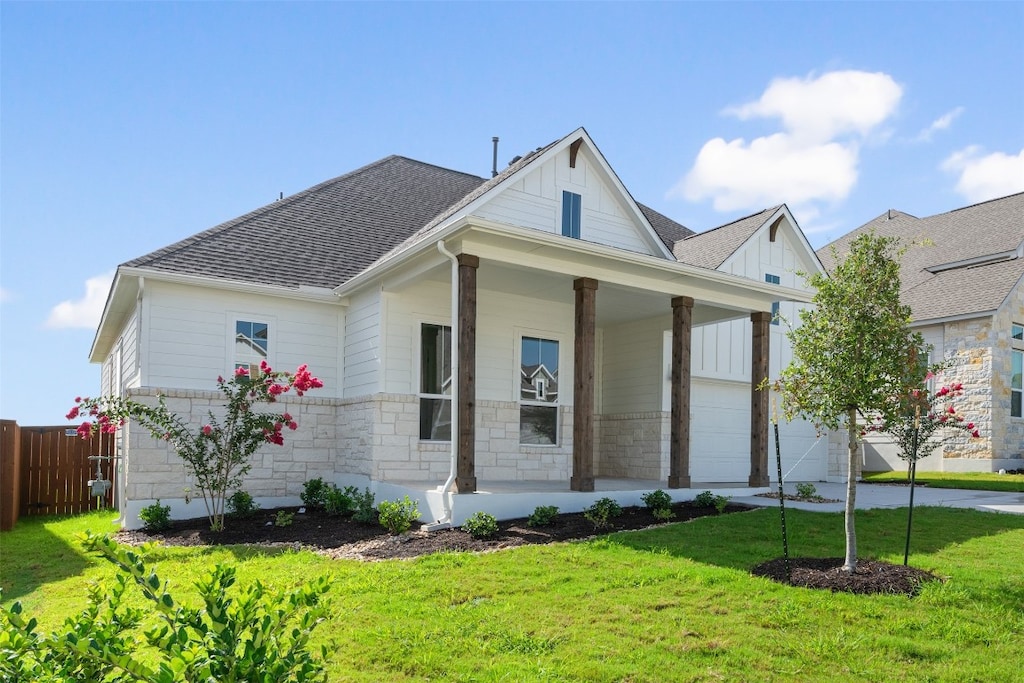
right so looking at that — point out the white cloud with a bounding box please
[678,133,857,211]
[45,271,115,329]
[941,146,1024,203]
[674,70,902,214]
[0,287,12,303]
[914,106,964,142]
[725,70,902,143]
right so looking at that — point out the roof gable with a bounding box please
[364,129,676,273]
[673,205,824,283]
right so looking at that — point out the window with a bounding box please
[561,191,581,239]
[520,336,559,444]
[765,274,781,325]
[1012,324,1023,418]
[235,320,268,373]
[419,324,452,440]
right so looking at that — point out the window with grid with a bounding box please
[235,320,269,373]
[520,336,559,444]
[419,324,452,440]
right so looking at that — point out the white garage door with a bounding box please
[690,379,825,483]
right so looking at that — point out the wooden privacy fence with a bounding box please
[1,420,117,531]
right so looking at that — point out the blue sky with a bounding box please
[2,1,1022,425]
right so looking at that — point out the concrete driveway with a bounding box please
[734,481,1024,515]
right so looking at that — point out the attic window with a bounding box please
[765,274,781,325]
[562,191,581,239]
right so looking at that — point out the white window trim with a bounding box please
[516,329,564,446]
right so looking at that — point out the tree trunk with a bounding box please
[844,407,858,573]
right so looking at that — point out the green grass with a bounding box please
[4,507,1024,681]
[863,470,1024,492]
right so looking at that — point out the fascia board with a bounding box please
[117,267,345,304]
[89,269,133,363]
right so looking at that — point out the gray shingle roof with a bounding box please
[123,156,487,289]
[818,192,1024,322]
[672,206,780,269]
[638,204,695,250]
[123,145,700,289]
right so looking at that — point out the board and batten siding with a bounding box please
[474,148,660,256]
[383,280,575,403]
[140,281,342,396]
[693,223,814,382]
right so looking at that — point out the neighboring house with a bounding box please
[90,127,827,528]
[819,193,1024,473]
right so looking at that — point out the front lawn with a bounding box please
[863,470,1024,492]
[3,507,1023,681]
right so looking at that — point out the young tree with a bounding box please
[774,232,929,573]
[68,362,323,531]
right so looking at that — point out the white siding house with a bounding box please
[89,127,826,528]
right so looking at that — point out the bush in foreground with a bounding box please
[0,532,330,682]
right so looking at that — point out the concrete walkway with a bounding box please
[733,481,1024,515]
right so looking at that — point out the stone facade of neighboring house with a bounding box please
[819,193,1024,475]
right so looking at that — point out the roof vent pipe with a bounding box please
[491,137,499,178]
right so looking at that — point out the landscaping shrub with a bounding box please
[274,510,295,527]
[351,488,377,524]
[693,490,716,508]
[227,489,259,518]
[377,496,419,534]
[527,505,559,527]
[795,482,818,500]
[584,497,623,529]
[0,532,330,682]
[642,489,673,512]
[324,485,359,517]
[301,477,329,510]
[138,500,171,532]
[463,511,499,539]
[652,507,675,521]
[694,490,731,513]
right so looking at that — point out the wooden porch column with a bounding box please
[455,254,479,493]
[668,296,694,489]
[571,277,598,492]
[749,311,771,487]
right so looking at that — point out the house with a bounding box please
[818,193,1024,473]
[90,128,828,528]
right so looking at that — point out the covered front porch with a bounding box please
[368,219,815,507]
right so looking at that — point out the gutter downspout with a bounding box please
[432,240,459,526]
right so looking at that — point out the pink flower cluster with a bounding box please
[291,364,323,396]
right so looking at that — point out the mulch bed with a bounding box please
[116,502,750,561]
[752,556,939,596]
[117,501,939,596]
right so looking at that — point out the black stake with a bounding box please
[903,407,921,566]
[773,401,791,583]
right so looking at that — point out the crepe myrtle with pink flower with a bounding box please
[864,373,980,473]
[68,361,323,531]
